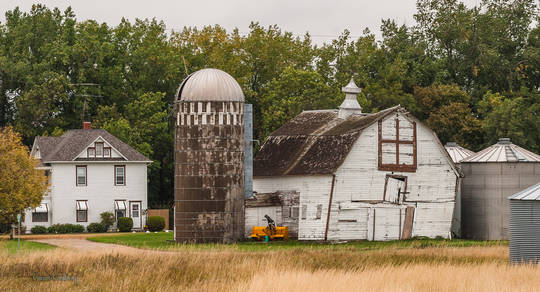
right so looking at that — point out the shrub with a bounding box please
[147,216,165,232]
[47,223,84,234]
[31,225,48,234]
[100,212,115,229]
[87,222,107,233]
[117,217,133,232]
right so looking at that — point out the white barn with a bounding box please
[24,122,151,232]
[252,79,461,241]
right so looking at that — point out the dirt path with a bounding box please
[30,238,142,252]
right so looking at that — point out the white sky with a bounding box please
[1,0,480,43]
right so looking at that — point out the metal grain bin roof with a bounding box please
[509,182,540,200]
[461,138,540,163]
[175,68,245,102]
[444,142,475,163]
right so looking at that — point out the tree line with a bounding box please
[0,0,538,205]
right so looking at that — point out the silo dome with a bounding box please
[176,68,245,102]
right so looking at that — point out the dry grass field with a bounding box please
[1,238,537,292]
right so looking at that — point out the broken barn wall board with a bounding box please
[330,112,456,240]
[411,202,454,238]
[253,175,333,240]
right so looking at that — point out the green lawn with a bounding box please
[88,232,508,251]
[0,238,55,254]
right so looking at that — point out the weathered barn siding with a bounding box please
[327,112,457,240]
[253,175,333,240]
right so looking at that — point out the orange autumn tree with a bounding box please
[0,126,48,228]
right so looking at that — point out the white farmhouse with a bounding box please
[24,122,151,232]
[252,79,461,241]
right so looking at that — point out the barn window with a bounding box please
[301,205,307,220]
[384,175,407,204]
[378,116,417,172]
[291,207,299,219]
[315,204,323,219]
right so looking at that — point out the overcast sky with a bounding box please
[1,0,480,43]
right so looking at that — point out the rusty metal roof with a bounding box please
[444,142,475,163]
[175,68,245,102]
[509,183,540,200]
[254,106,399,176]
[461,138,540,163]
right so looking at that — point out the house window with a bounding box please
[115,200,127,219]
[115,165,126,186]
[76,200,88,222]
[301,205,307,220]
[76,166,87,186]
[103,147,111,157]
[378,116,417,172]
[95,142,104,156]
[87,148,95,157]
[315,204,323,220]
[32,204,48,222]
[384,175,407,204]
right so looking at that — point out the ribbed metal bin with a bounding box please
[509,183,540,264]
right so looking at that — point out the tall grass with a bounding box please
[0,245,526,291]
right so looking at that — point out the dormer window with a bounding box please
[87,148,95,157]
[104,147,111,157]
[96,142,104,156]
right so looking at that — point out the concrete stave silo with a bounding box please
[174,68,245,243]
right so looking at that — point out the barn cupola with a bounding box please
[338,77,362,119]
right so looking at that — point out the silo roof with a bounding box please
[444,142,475,163]
[175,68,245,102]
[509,183,540,200]
[461,138,540,163]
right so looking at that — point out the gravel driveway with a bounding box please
[31,238,142,252]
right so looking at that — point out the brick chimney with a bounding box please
[83,122,92,130]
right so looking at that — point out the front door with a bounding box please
[130,201,142,229]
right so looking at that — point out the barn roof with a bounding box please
[509,183,540,200]
[254,106,400,176]
[461,138,540,163]
[444,142,475,163]
[33,129,151,162]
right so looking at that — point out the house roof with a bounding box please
[461,138,540,163]
[34,129,151,162]
[509,182,540,200]
[444,142,475,163]
[254,106,400,176]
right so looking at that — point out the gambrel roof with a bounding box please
[254,106,400,176]
[254,105,460,177]
[32,129,151,163]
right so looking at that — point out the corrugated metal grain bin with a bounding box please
[460,138,540,240]
[509,183,540,264]
[173,68,245,243]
